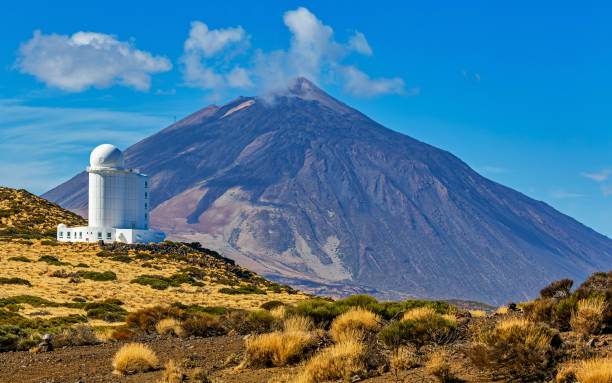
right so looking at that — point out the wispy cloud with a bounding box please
[16,31,171,92]
[552,190,586,199]
[479,166,509,174]
[581,169,612,182]
[0,99,171,194]
[180,7,407,98]
[602,185,612,197]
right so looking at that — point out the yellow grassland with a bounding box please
[0,239,308,325]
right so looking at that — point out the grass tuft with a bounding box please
[112,343,158,375]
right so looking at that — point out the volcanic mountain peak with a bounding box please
[44,79,612,304]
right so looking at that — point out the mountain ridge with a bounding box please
[44,77,612,304]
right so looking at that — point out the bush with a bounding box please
[155,318,184,337]
[283,316,313,332]
[245,310,277,334]
[77,271,116,281]
[541,278,574,299]
[329,308,380,342]
[575,357,612,383]
[126,306,189,333]
[219,285,266,295]
[296,339,366,383]
[38,255,70,266]
[50,325,100,348]
[75,263,89,268]
[523,296,578,331]
[0,324,33,351]
[40,240,59,246]
[160,360,185,383]
[0,277,31,286]
[469,318,561,380]
[261,300,285,311]
[84,302,128,322]
[245,330,317,367]
[110,255,132,263]
[570,296,606,335]
[426,350,454,382]
[130,273,204,290]
[170,302,232,316]
[181,314,226,338]
[8,256,31,262]
[110,326,136,341]
[112,343,158,375]
[378,308,457,349]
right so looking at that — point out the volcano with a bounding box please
[44,78,612,304]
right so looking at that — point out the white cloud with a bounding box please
[184,21,245,57]
[16,31,172,92]
[180,7,406,98]
[341,66,405,97]
[581,169,612,182]
[0,98,171,194]
[348,31,372,55]
[479,166,509,174]
[602,185,612,197]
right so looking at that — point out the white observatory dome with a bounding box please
[89,144,125,169]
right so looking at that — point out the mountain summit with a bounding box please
[44,78,612,304]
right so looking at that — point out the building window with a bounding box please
[145,203,147,209]
[145,181,148,188]
[144,224,148,229]
[97,232,102,239]
[144,213,147,219]
[79,232,82,239]
[59,232,63,238]
[144,192,148,199]
[107,232,112,240]
[67,232,71,238]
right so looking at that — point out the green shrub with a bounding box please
[84,302,128,322]
[134,252,154,261]
[110,255,132,263]
[219,285,266,295]
[38,255,70,266]
[181,314,227,337]
[126,306,189,332]
[77,271,117,281]
[378,312,457,349]
[75,263,89,268]
[0,325,35,351]
[130,273,204,290]
[0,277,31,286]
[260,301,285,311]
[245,310,277,333]
[8,256,31,262]
[170,302,232,316]
[72,297,87,303]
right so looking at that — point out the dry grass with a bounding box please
[570,297,606,335]
[402,306,437,321]
[155,318,185,337]
[556,364,577,383]
[244,329,317,367]
[159,360,185,383]
[270,305,286,320]
[469,317,559,380]
[283,315,313,332]
[329,307,380,342]
[0,239,308,326]
[495,306,508,314]
[50,325,100,348]
[426,350,453,382]
[575,357,612,383]
[112,343,158,375]
[469,310,486,318]
[296,339,366,383]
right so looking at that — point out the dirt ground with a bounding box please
[0,334,495,383]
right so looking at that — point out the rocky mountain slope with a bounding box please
[43,78,612,304]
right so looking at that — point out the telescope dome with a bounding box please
[90,144,124,169]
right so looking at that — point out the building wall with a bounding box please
[88,172,126,228]
[124,173,148,230]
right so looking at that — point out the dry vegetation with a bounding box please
[1,187,612,383]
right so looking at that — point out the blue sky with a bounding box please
[1,1,612,237]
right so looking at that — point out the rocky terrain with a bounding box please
[44,78,612,304]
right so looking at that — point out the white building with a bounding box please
[57,144,165,244]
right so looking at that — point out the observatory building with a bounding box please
[56,144,165,244]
